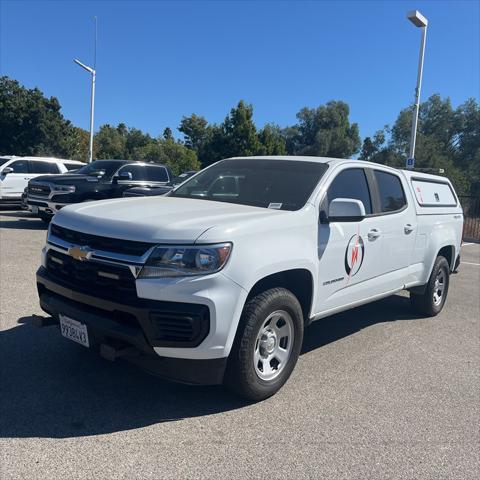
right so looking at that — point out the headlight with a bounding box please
[52,185,76,193]
[139,243,232,278]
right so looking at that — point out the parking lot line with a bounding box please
[462,261,480,266]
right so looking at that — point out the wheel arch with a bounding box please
[437,245,455,271]
[245,268,314,324]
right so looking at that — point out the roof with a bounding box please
[227,155,339,164]
[15,156,84,164]
[225,155,448,179]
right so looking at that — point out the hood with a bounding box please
[32,174,101,185]
[53,196,287,243]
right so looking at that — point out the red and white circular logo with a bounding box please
[344,234,365,277]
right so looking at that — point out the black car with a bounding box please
[27,160,172,222]
[122,170,198,198]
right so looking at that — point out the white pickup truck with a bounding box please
[36,156,463,400]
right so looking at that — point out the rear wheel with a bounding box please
[411,256,450,316]
[224,288,304,401]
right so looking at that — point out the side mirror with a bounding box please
[119,171,133,181]
[328,198,366,222]
[1,167,14,175]
[114,171,133,183]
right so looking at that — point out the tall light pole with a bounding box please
[406,10,428,170]
[74,17,97,163]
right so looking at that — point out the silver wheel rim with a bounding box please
[254,310,294,381]
[433,269,446,306]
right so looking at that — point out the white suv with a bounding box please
[35,156,463,400]
[0,157,84,204]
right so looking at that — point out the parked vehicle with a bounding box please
[35,156,463,400]
[122,185,172,198]
[27,160,172,222]
[122,170,197,198]
[0,157,85,206]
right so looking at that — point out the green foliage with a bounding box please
[2,77,478,194]
[286,101,361,158]
[0,76,77,157]
[94,124,126,159]
[258,124,286,155]
[135,138,199,175]
[365,94,480,195]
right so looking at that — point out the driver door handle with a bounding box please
[404,224,414,234]
[368,228,381,241]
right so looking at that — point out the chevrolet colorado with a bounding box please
[35,156,463,400]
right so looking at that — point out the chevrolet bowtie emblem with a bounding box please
[68,246,94,262]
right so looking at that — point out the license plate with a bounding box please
[59,314,89,347]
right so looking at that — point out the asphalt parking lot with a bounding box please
[1,209,479,480]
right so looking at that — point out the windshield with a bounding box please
[170,159,328,211]
[74,160,126,178]
[0,157,12,167]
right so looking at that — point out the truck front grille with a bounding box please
[46,249,137,301]
[28,184,50,197]
[50,224,155,257]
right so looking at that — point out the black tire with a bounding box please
[224,288,304,401]
[411,256,450,316]
[39,212,52,224]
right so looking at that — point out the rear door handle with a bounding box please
[404,224,414,234]
[368,228,381,241]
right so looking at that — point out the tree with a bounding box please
[454,98,480,195]
[258,124,286,155]
[219,100,262,160]
[0,76,77,157]
[363,94,479,195]
[125,128,151,159]
[179,101,265,167]
[179,114,210,151]
[359,130,386,161]
[94,124,126,159]
[163,127,173,141]
[136,138,199,175]
[286,101,361,158]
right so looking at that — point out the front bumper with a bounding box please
[36,267,230,385]
[27,196,68,214]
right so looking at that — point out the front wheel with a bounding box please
[411,256,450,316]
[224,288,304,401]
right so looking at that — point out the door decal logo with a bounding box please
[344,232,364,278]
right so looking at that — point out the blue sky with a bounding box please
[1,0,479,142]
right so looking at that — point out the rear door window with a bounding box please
[29,161,60,174]
[374,170,407,213]
[327,168,372,214]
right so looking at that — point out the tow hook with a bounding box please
[31,314,57,328]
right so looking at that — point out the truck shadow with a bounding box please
[1,294,417,439]
[0,211,47,230]
[302,294,417,354]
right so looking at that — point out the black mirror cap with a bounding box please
[328,215,365,223]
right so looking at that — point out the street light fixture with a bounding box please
[406,10,428,170]
[74,17,97,164]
